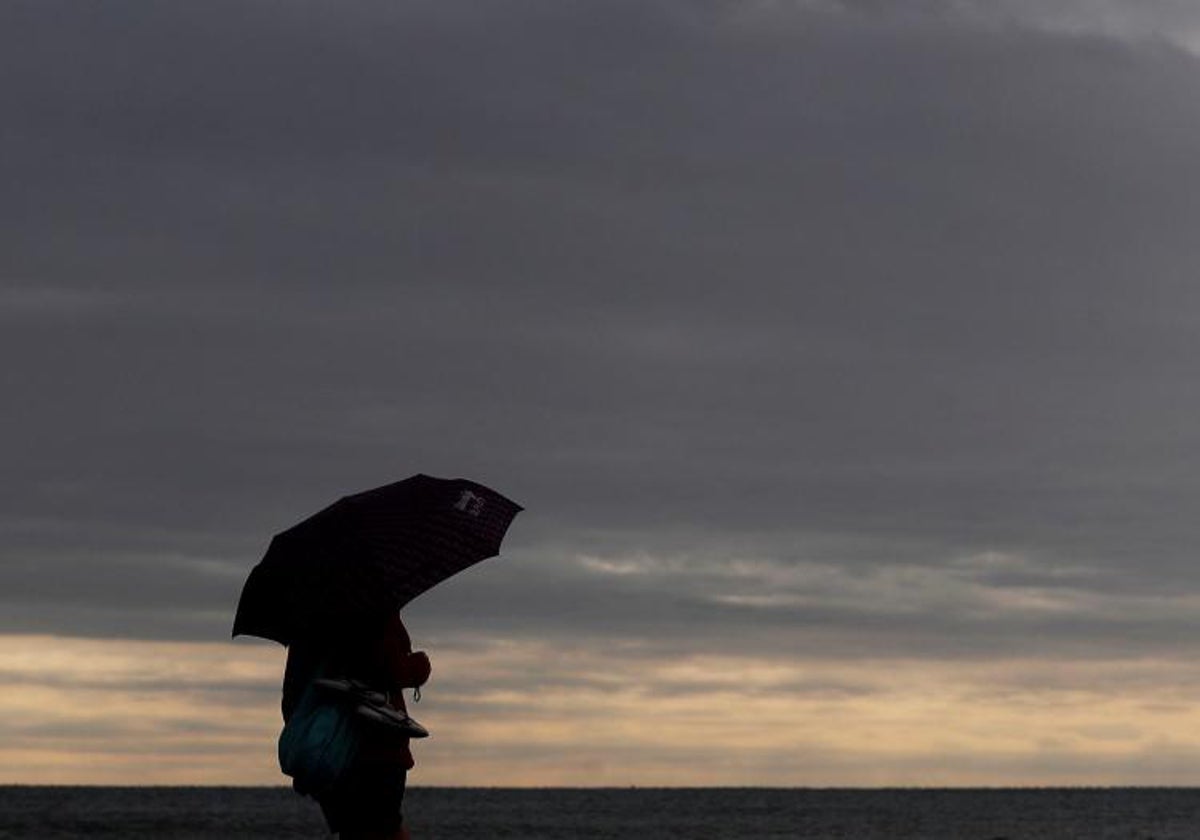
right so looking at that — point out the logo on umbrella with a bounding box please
[454,490,486,517]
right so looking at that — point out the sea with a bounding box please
[2,786,1198,839]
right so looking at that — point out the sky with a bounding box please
[4,0,1200,786]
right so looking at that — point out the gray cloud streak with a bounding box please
[3,1,1200,666]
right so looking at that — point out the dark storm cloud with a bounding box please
[4,1,1200,657]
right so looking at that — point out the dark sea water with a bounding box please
[2,786,1199,839]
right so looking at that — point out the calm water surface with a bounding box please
[2,786,1199,839]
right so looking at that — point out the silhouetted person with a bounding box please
[283,612,432,839]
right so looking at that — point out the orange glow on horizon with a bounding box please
[4,634,1200,786]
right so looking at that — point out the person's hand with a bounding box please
[389,650,431,689]
[404,650,431,687]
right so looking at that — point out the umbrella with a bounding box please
[232,474,522,645]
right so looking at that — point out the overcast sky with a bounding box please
[5,0,1200,786]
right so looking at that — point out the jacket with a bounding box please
[282,613,432,769]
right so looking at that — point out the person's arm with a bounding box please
[382,616,431,696]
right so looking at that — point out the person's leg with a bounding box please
[335,764,408,840]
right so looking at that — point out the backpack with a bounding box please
[278,670,363,797]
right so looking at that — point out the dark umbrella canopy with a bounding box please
[232,475,523,645]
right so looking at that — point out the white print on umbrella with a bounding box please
[454,490,486,517]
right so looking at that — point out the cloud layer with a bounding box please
[7,635,1200,786]
[4,0,1200,783]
